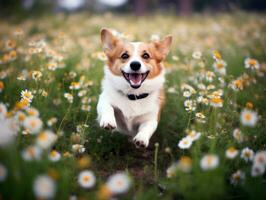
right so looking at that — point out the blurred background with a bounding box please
[0,0,266,17]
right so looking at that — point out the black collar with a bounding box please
[127,93,149,100]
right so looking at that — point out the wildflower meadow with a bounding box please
[0,12,266,199]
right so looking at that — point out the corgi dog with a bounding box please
[97,28,172,148]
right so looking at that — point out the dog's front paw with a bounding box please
[133,134,149,148]
[99,114,117,130]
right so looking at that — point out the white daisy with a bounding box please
[15,111,26,124]
[200,154,219,170]
[230,170,245,185]
[48,150,61,162]
[240,109,258,127]
[64,93,73,103]
[78,170,96,189]
[106,172,131,195]
[0,118,17,147]
[0,163,7,182]
[22,145,42,161]
[21,89,33,102]
[47,117,58,127]
[213,60,227,75]
[225,147,239,159]
[251,163,265,177]
[241,147,254,162]
[244,58,260,70]
[26,107,39,117]
[178,136,193,149]
[192,51,202,59]
[209,97,223,108]
[69,82,81,90]
[187,130,201,141]
[36,130,57,149]
[72,144,85,154]
[195,112,206,123]
[233,128,244,143]
[33,175,56,199]
[23,116,43,134]
[81,105,91,112]
[166,162,178,178]
[253,151,266,166]
[183,90,192,98]
[32,70,42,81]
[184,100,196,112]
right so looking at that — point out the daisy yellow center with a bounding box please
[235,80,243,88]
[244,113,252,121]
[217,63,224,68]
[116,180,124,187]
[24,92,31,98]
[28,110,35,116]
[38,133,47,141]
[83,175,90,182]
[183,140,189,145]
[234,175,241,181]
[211,97,223,104]
[50,151,57,157]
[18,114,26,121]
[228,147,236,153]
[207,156,214,165]
[248,59,257,66]
[28,148,35,157]
[30,120,37,128]
[71,82,79,86]
[244,151,251,157]
[214,51,221,59]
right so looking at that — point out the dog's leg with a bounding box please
[97,93,117,130]
[133,119,158,148]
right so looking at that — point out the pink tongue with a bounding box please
[129,74,142,84]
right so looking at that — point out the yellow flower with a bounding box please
[246,102,253,109]
[213,50,222,60]
[97,185,112,200]
[77,156,91,169]
[178,156,192,172]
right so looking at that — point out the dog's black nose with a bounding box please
[130,61,141,71]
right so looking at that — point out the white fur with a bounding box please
[97,42,165,148]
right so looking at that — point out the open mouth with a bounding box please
[122,71,149,89]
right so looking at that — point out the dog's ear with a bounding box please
[101,28,120,52]
[151,35,172,62]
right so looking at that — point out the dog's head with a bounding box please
[101,28,172,89]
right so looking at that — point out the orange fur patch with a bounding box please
[106,41,134,76]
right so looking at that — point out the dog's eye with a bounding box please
[121,53,129,60]
[142,53,150,59]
